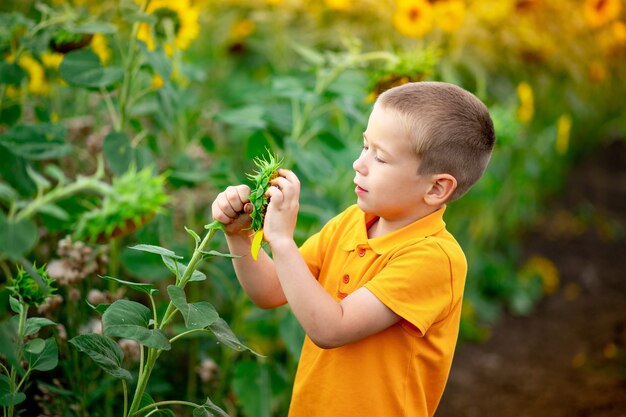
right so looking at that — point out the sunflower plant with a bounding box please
[69,220,260,417]
[0,263,58,417]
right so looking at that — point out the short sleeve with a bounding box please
[298,210,348,280]
[364,241,453,336]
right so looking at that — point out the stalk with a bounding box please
[125,222,222,416]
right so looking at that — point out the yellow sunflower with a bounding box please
[393,0,434,38]
[584,0,622,27]
[324,0,352,11]
[433,0,466,33]
[137,0,201,54]
[8,53,50,96]
[91,33,112,64]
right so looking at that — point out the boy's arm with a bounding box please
[265,170,401,349]
[212,185,287,309]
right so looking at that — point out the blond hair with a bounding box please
[377,81,495,201]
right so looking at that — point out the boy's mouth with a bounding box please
[354,184,368,194]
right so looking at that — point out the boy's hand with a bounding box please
[264,169,300,246]
[211,185,254,235]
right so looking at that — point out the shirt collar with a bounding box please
[341,206,447,255]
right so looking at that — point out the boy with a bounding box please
[212,81,495,417]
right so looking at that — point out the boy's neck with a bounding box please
[367,205,443,239]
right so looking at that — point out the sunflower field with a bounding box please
[0,0,624,415]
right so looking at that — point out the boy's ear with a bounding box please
[424,174,457,205]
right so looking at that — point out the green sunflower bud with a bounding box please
[8,263,56,307]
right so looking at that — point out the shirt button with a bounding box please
[343,274,350,284]
[358,248,366,257]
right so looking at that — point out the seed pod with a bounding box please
[246,152,282,260]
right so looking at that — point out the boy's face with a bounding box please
[353,104,434,222]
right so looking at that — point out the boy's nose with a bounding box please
[353,153,367,175]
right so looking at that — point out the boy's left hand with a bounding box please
[263,169,300,246]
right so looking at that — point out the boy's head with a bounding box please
[376,81,495,202]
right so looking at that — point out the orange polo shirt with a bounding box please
[290,204,467,417]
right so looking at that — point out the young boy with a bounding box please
[211,81,495,417]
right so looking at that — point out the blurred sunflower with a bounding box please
[8,53,50,96]
[433,0,466,33]
[520,255,560,295]
[555,114,572,155]
[91,33,111,64]
[584,0,622,27]
[40,51,64,70]
[516,81,534,123]
[325,0,352,11]
[393,0,434,38]
[613,21,626,44]
[470,0,514,24]
[137,0,201,55]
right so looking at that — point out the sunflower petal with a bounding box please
[251,229,264,261]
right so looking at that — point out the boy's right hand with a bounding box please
[211,185,254,235]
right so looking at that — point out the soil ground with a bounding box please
[436,140,626,417]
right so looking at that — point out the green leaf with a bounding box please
[86,300,110,315]
[0,320,20,371]
[0,62,27,86]
[130,244,182,259]
[233,360,271,417]
[67,21,118,34]
[209,318,263,356]
[200,250,240,259]
[215,106,267,130]
[103,131,133,176]
[36,203,70,221]
[26,164,51,192]
[0,375,26,407]
[69,333,132,381]
[59,49,123,89]
[24,317,56,337]
[193,397,230,417]
[102,299,170,350]
[24,338,46,354]
[0,212,38,260]
[100,275,159,295]
[167,286,218,330]
[9,296,22,314]
[24,337,58,371]
[185,226,201,245]
[0,123,70,160]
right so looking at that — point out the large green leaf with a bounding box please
[0,212,38,260]
[69,333,132,381]
[167,285,218,330]
[103,131,133,176]
[24,317,56,337]
[59,49,123,89]
[24,337,58,371]
[102,299,170,350]
[192,397,230,417]
[208,318,262,356]
[0,123,70,160]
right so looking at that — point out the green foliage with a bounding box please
[0,264,58,417]
[73,167,170,243]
